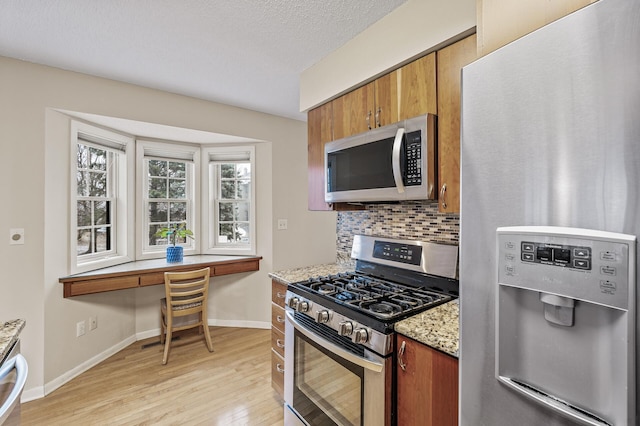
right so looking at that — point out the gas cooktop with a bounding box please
[294,271,452,321]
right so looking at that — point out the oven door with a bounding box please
[284,310,391,426]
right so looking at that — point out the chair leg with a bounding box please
[202,314,214,352]
[160,314,165,344]
[162,328,172,365]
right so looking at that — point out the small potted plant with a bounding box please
[154,222,194,263]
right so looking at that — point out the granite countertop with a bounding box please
[395,299,459,358]
[269,261,356,285]
[0,319,26,362]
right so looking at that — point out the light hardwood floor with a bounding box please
[22,327,284,425]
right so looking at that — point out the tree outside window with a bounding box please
[217,163,251,245]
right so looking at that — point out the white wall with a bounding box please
[299,0,477,111]
[0,55,337,399]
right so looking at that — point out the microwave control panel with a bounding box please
[403,130,422,186]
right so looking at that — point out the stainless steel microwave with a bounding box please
[324,114,436,203]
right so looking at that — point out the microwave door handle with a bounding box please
[392,128,405,193]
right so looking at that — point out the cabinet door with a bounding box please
[307,103,334,211]
[373,71,399,128]
[396,336,459,426]
[332,83,375,139]
[398,52,437,120]
[436,34,477,213]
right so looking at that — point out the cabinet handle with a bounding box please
[276,292,285,299]
[375,107,381,127]
[276,315,285,323]
[276,363,285,374]
[276,339,285,348]
[366,111,372,130]
[440,183,447,209]
[398,340,407,371]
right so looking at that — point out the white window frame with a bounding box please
[136,140,200,259]
[70,121,134,274]
[202,145,256,256]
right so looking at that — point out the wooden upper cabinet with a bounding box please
[398,52,437,120]
[436,34,477,214]
[307,103,334,211]
[372,71,399,128]
[332,83,375,139]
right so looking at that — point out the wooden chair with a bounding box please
[160,267,214,364]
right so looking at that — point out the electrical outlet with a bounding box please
[277,219,288,230]
[89,316,97,331]
[76,321,86,337]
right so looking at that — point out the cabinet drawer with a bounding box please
[271,304,285,333]
[271,349,285,399]
[271,326,285,358]
[214,260,260,276]
[271,280,287,307]
[64,276,139,297]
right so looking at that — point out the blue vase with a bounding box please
[166,246,184,263]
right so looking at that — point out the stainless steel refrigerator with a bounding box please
[460,0,640,425]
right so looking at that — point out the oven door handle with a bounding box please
[285,311,384,373]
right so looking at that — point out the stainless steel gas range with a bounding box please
[284,235,459,426]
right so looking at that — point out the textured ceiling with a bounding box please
[0,0,408,122]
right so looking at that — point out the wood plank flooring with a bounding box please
[22,327,284,425]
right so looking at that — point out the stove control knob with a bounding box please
[297,301,310,313]
[315,310,330,323]
[353,328,369,344]
[287,297,299,310]
[338,321,354,336]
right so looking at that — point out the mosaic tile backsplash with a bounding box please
[336,201,459,260]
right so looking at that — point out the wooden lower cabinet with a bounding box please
[396,335,458,426]
[271,280,287,399]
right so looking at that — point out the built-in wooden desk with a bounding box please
[59,255,262,298]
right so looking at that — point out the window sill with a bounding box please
[59,254,262,298]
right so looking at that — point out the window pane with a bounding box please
[77,144,88,168]
[219,202,233,221]
[221,164,235,179]
[236,223,250,242]
[94,227,110,252]
[77,201,92,226]
[77,230,92,255]
[168,179,186,198]
[238,180,250,199]
[236,163,250,179]
[148,160,167,177]
[221,181,236,199]
[94,201,110,225]
[149,223,168,246]
[88,147,107,171]
[148,177,167,198]
[169,162,185,178]
[77,171,88,196]
[218,223,234,243]
[234,202,250,221]
[149,202,168,222]
[88,171,107,197]
[169,202,187,222]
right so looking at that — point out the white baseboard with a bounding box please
[24,320,270,402]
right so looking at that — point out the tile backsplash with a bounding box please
[336,201,459,262]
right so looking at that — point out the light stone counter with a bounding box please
[0,319,26,362]
[269,261,356,285]
[395,299,459,358]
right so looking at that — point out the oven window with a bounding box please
[292,329,364,426]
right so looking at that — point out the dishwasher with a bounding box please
[0,341,28,425]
